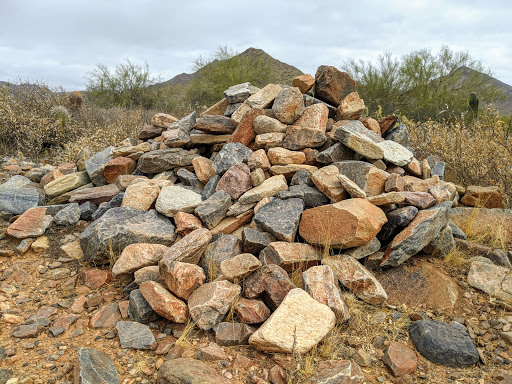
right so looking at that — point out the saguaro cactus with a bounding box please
[469,92,479,118]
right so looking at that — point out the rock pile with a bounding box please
[1,65,510,382]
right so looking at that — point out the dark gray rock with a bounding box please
[378,206,419,243]
[85,146,114,186]
[383,124,409,147]
[224,82,253,103]
[80,201,98,221]
[200,234,241,279]
[242,228,276,255]
[91,192,125,221]
[0,187,44,215]
[137,148,199,174]
[410,319,479,367]
[290,169,314,187]
[0,368,12,384]
[224,103,242,117]
[54,203,81,226]
[42,204,73,216]
[254,198,304,242]
[212,143,252,175]
[115,321,156,350]
[157,358,226,384]
[194,115,237,134]
[175,111,196,133]
[202,174,220,201]
[75,348,120,384]
[80,207,175,264]
[138,125,164,140]
[194,190,231,229]
[449,221,467,240]
[177,168,204,190]
[277,184,329,208]
[316,143,355,164]
[213,322,257,346]
[432,161,446,180]
[128,289,161,324]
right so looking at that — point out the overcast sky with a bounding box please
[1,0,511,90]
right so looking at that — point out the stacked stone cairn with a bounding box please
[2,65,509,382]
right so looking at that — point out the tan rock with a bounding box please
[292,74,315,94]
[220,253,262,282]
[122,181,160,210]
[360,117,381,135]
[367,192,406,206]
[253,115,287,135]
[174,212,203,236]
[267,147,306,165]
[40,169,63,188]
[251,168,266,187]
[194,115,236,134]
[238,175,288,204]
[152,113,178,128]
[6,207,53,239]
[467,261,512,303]
[404,158,422,177]
[246,84,282,109]
[159,260,206,300]
[259,242,322,272]
[282,126,327,150]
[294,104,329,132]
[161,228,212,264]
[460,185,505,208]
[191,157,216,184]
[139,281,189,323]
[210,210,254,236]
[249,288,335,353]
[272,87,305,124]
[231,100,252,125]
[190,134,232,145]
[115,175,148,191]
[112,243,168,277]
[203,98,229,116]
[113,142,151,159]
[255,132,285,149]
[324,256,388,304]
[338,174,366,199]
[336,92,365,120]
[311,165,347,202]
[385,173,404,192]
[43,171,91,197]
[299,198,387,249]
[248,149,271,170]
[31,235,49,252]
[269,164,318,179]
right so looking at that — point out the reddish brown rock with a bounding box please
[399,191,436,209]
[299,198,387,249]
[216,163,252,200]
[6,207,53,239]
[460,185,505,208]
[83,268,112,290]
[121,181,160,211]
[311,164,347,202]
[293,103,329,132]
[235,298,271,324]
[302,265,350,322]
[378,115,398,135]
[116,174,148,191]
[385,173,404,192]
[269,365,288,384]
[174,212,203,236]
[360,117,381,135]
[231,108,265,146]
[292,74,315,94]
[213,323,257,347]
[70,296,87,314]
[161,228,212,264]
[220,253,262,281]
[112,243,168,277]
[103,157,136,184]
[210,210,254,236]
[314,66,356,106]
[336,92,365,120]
[244,264,296,311]
[196,342,228,360]
[324,256,388,305]
[192,157,216,184]
[402,175,440,192]
[383,342,418,377]
[69,184,119,205]
[282,126,327,150]
[52,313,79,332]
[58,163,76,174]
[139,280,189,323]
[40,169,63,187]
[89,302,121,328]
[159,260,206,300]
[259,242,322,272]
[267,147,306,165]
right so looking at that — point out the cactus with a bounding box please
[469,92,479,118]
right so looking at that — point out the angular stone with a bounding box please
[260,242,322,272]
[339,174,366,199]
[246,83,282,109]
[213,322,257,346]
[116,321,156,350]
[113,142,151,159]
[299,198,387,249]
[155,185,202,217]
[137,148,198,174]
[383,342,417,377]
[200,234,241,280]
[311,165,346,202]
[11,323,41,338]
[455,239,510,268]
[190,133,232,145]
[282,126,327,150]
[89,302,121,328]
[6,207,53,239]
[112,243,167,277]
[303,360,365,384]
[203,98,229,116]
[377,140,414,167]
[324,256,388,304]
[360,117,382,135]
[242,228,276,254]
[410,320,479,367]
[467,261,512,303]
[69,184,119,205]
[247,149,271,171]
[103,157,136,184]
[403,175,440,193]
[0,187,43,215]
[174,212,202,236]
[160,260,206,300]
[251,168,265,186]
[378,115,398,135]
[54,202,81,226]
[161,128,190,148]
[255,132,286,149]
[253,115,287,135]
[80,207,175,264]
[235,298,271,324]
[157,358,225,384]
[317,143,355,164]
[460,185,505,208]
[138,124,163,140]
[194,115,236,134]
[85,147,114,186]
[213,142,252,175]
[294,103,329,132]
[336,92,365,120]
[367,192,406,206]
[231,108,264,146]
[315,66,356,106]
[378,206,419,243]
[191,157,215,184]
[269,164,318,179]
[292,74,315,93]
[43,171,91,197]
[244,264,296,311]
[424,225,455,257]
[152,113,178,128]
[272,87,305,124]
[277,184,329,208]
[220,253,261,282]
[194,190,231,229]
[139,281,189,323]
[382,204,451,267]
[0,174,32,191]
[385,173,404,193]
[162,228,212,265]
[267,147,305,165]
[334,120,384,160]
[343,237,381,260]
[334,160,389,196]
[128,289,161,323]
[238,175,288,204]
[214,162,252,200]
[75,348,120,384]
[384,124,409,147]
[188,280,242,330]
[254,198,303,242]
[201,174,220,200]
[224,82,253,103]
[303,265,350,322]
[249,288,335,353]
[120,181,159,211]
[429,182,457,205]
[83,268,112,289]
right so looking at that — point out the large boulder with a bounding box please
[79,207,175,264]
[0,187,44,215]
[314,66,356,106]
[137,148,199,174]
[155,186,202,217]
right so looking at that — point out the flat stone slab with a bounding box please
[115,321,156,350]
[75,348,120,384]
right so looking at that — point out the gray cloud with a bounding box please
[1,0,511,90]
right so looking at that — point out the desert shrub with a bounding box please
[68,91,83,111]
[407,107,512,206]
